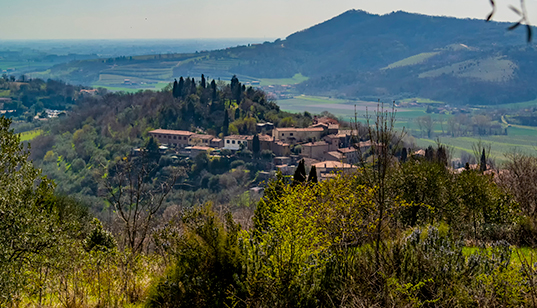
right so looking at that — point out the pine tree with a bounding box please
[293,159,307,185]
[201,74,206,89]
[223,109,229,136]
[307,165,318,183]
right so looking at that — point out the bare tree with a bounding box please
[487,0,532,42]
[104,157,183,254]
[352,101,405,269]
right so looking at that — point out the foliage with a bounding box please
[148,204,244,307]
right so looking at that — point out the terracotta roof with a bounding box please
[338,147,357,154]
[327,151,344,160]
[275,127,324,132]
[190,134,215,140]
[312,161,356,169]
[302,141,329,147]
[149,129,194,136]
[246,134,273,141]
[225,135,251,140]
[414,149,426,156]
[211,138,222,142]
[358,141,372,148]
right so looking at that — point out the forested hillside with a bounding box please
[28,75,312,216]
[35,10,537,105]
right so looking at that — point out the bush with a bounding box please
[147,205,245,308]
[230,160,245,168]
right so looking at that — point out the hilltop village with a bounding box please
[146,116,365,181]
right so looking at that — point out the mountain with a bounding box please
[38,10,537,105]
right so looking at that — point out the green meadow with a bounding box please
[278,95,537,163]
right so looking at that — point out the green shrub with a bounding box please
[147,204,245,307]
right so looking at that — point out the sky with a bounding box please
[0,0,535,40]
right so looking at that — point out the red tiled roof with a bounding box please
[149,129,194,136]
[275,127,324,132]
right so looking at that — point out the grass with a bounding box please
[0,90,10,97]
[382,52,440,70]
[19,129,42,142]
[92,82,170,93]
[256,73,309,86]
[493,97,537,110]
[419,56,516,82]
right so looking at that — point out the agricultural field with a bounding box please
[382,52,440,70]
[277,94,537,163]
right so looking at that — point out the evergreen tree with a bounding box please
[223,109,229,136]
[178,77,185,98]
[480,148,487,172]
[145,137,161,161]
[211,80,218,102]
[191,78,197,95]
[201,74,206,89]
[437,145,448,166]
[401,147,408,163]
[293,159,307,185]
[172,79,179,98]
[252,134,260,156]
[307,165,318,183]
[235,108,240,120]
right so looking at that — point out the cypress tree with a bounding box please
[252,134,260,156]
[191,78,197,95]
[211,80,217,102]
[401,147,408,163]
[293,159,307,185]
[223,109,229,136]
[201,74,206,89]
[178,77,185,98]
[172,79,179,98]
[436,145,448,166]
[480,148,487,172]
[307,165,318,183]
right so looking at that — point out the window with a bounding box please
[232,140,236,144]
[173,136,177,139]
[290,133,294,136]
[226,140,230,144]
[282,133,285,136]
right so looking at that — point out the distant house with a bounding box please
[272,140,291,157]
[148,129,194,148]
[256,122,274,134]
[223,135,250,151]
[311,161,358,181]
[273,127,324,144]
[301,141,330,161]
[337,147,359,164]
[80,89,97,96]
[210,138,224,148]
[189,134,215,147]
[246,134,273,152]
[190,146,213,158]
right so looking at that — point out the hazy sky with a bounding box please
[0,0,535,40]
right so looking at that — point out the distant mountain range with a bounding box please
[39,10,537,105]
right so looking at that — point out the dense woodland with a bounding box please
[2,75,537,306]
